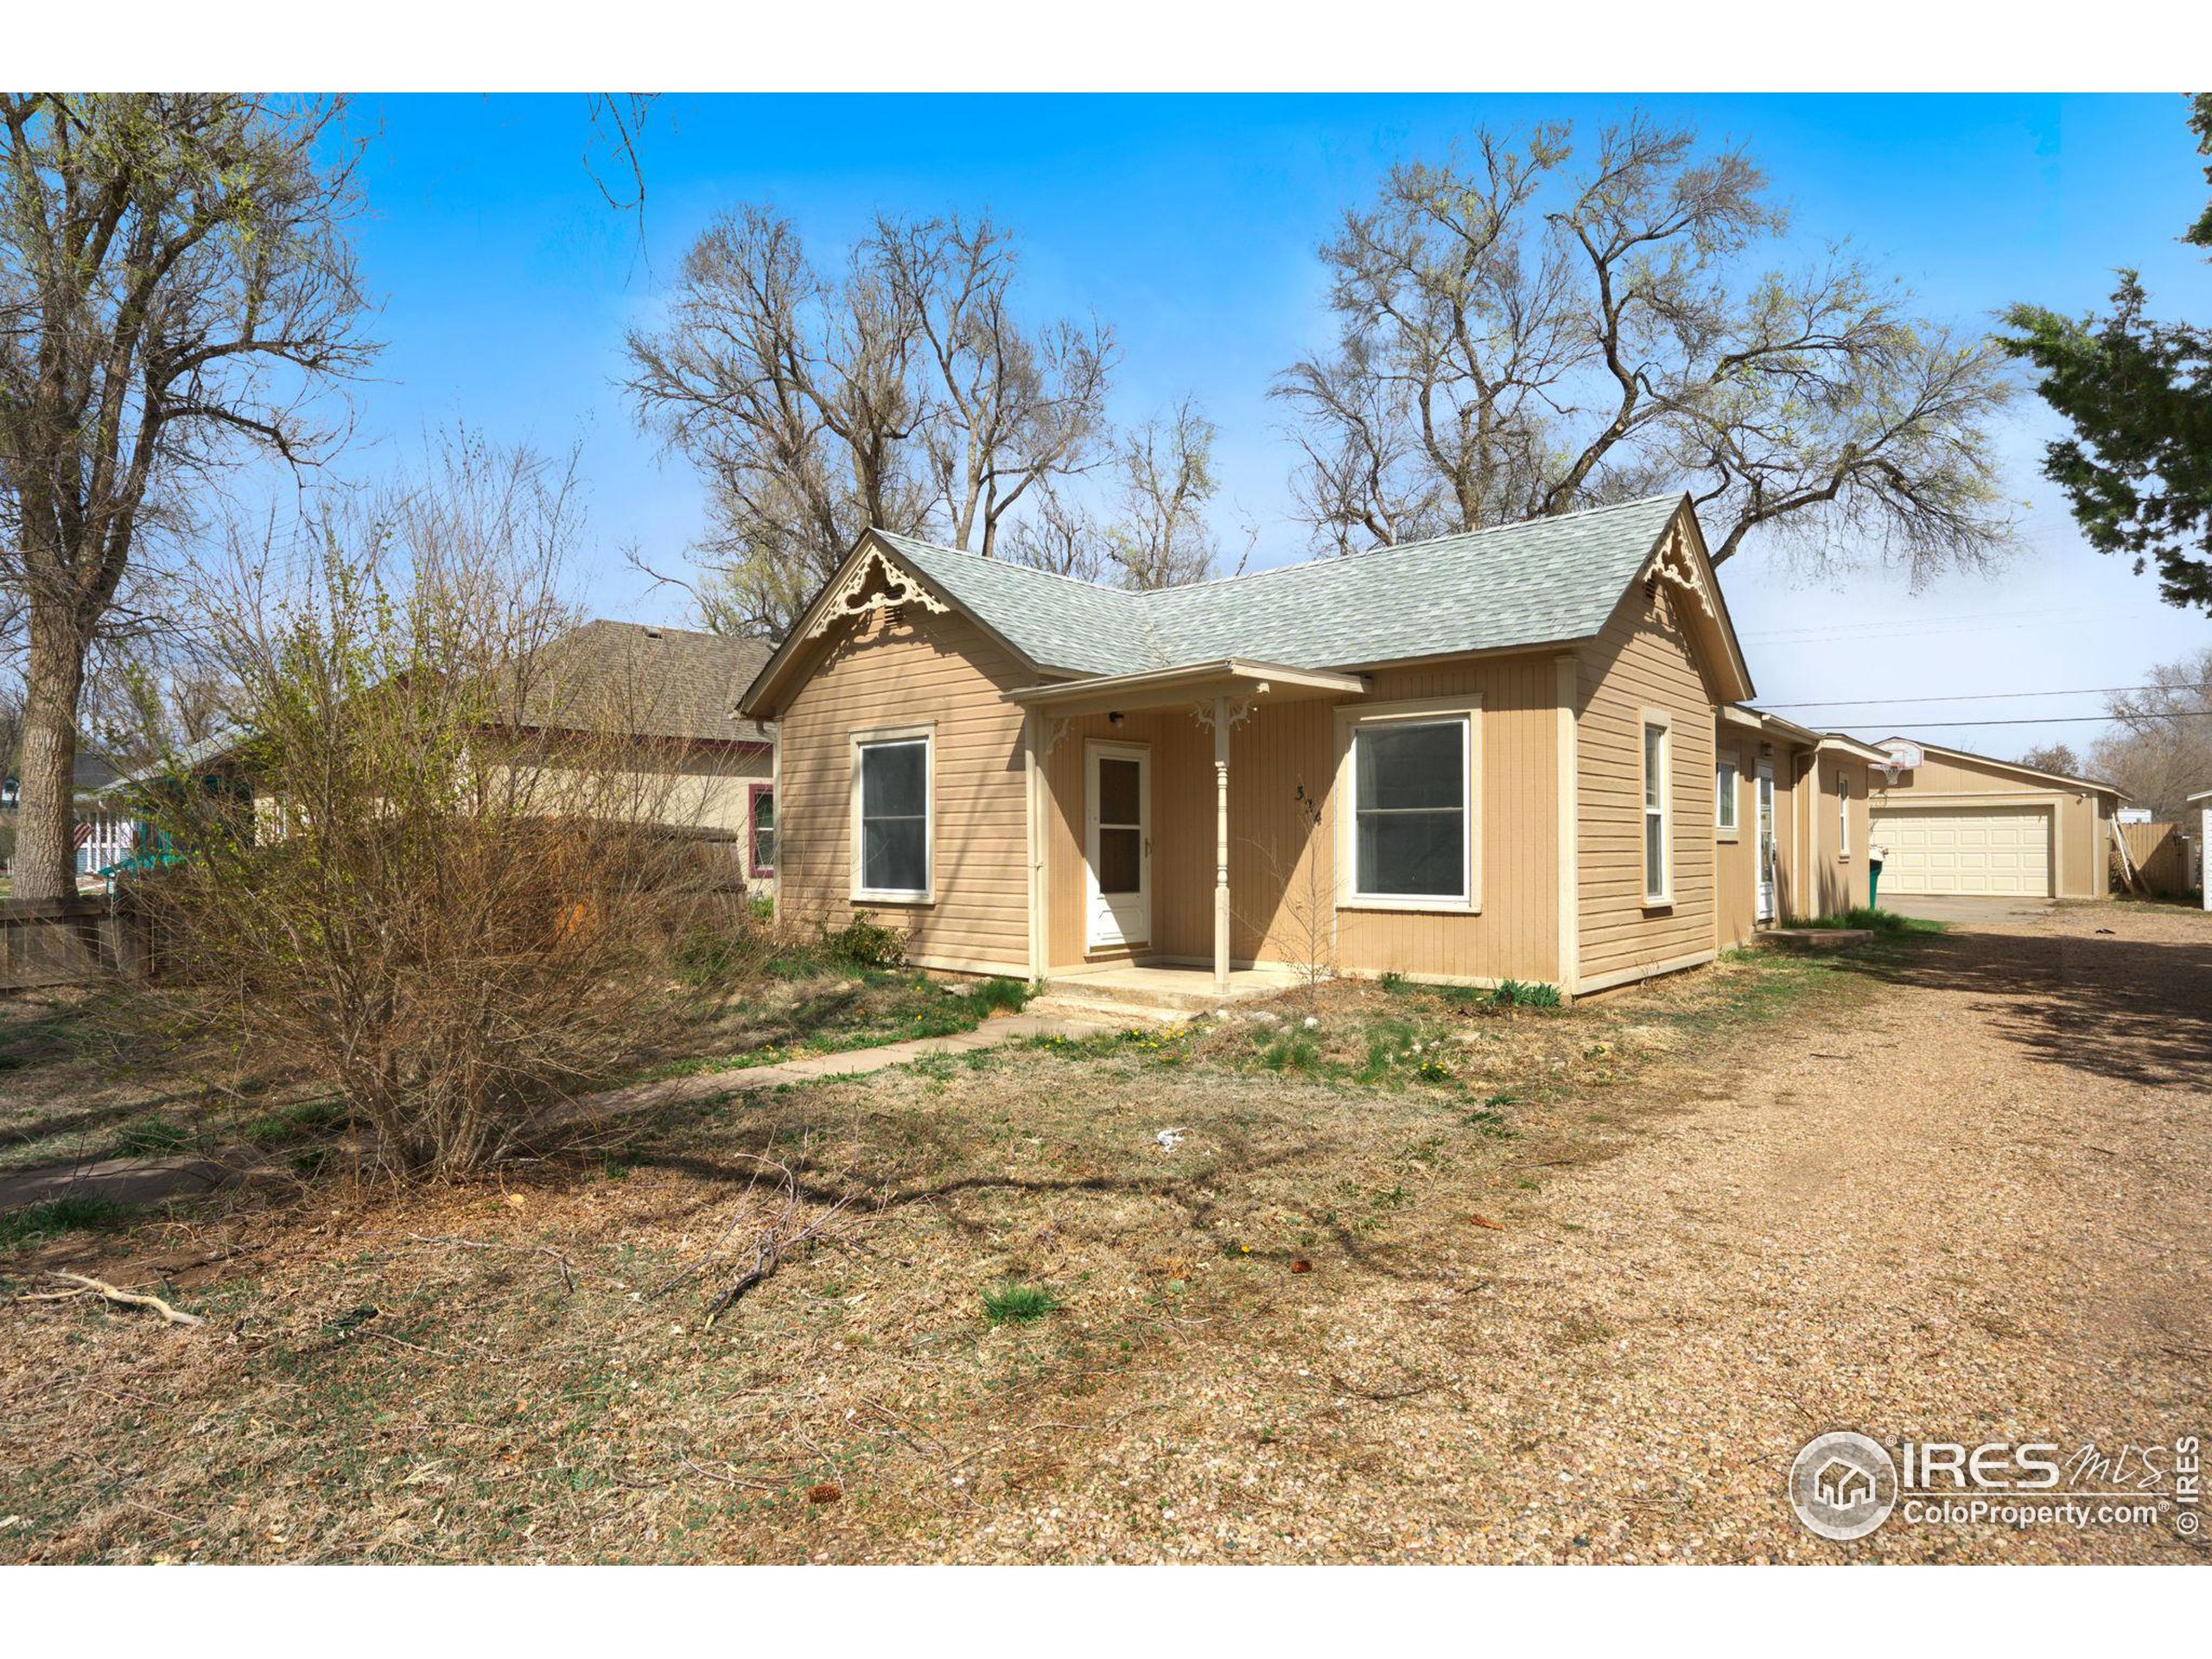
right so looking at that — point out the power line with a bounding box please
[1764,685,2167,710]
[1837,710,2212,729]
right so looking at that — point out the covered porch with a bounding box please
[1010,660,1370,993]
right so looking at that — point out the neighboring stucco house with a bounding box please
[512,620,779,887]
[738,493,1890,999]
[1866,741,2120,901]
[99,620,782,891]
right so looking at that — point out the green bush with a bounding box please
[826,912,907,970]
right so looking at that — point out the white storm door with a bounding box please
[1085,742,1151,950]
[1755,763,1777,923]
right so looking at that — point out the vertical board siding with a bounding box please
[1574,580,1719,982]
[1713,726,1756,948]
[1039,655,1561,983]
[775,605,1031,971]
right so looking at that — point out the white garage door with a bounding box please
[1871,806,2051,896]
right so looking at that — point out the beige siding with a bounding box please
[775,604,1031,973]
[1040,653,1563,985]
[1714,727,1756,948]
[1868,748,2109,900]
[1804,752,1872,915]
[1575,582,1719,987]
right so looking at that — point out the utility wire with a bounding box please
[1764,684,2169,709]
[1835,710,2212,729]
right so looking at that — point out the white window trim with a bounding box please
[1837,768,1852,861]
[1642,709,1673,909]
[849,721,935,905]
[1333,695,1482,914]
[1715,749,1740,839]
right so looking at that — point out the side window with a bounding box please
[1716,754,1739,832]
[749,785,775,877]
[855,734,930,898]
[1643,720,1671,903]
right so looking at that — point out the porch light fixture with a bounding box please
[1108,710,1123,726]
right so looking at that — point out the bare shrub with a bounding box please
[124,435,737,1180]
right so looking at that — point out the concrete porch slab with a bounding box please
[1045,962,1305,1014]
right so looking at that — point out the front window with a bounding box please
[1838,771,1850,856]
[1351,717,1468,900]
[749,785,776,877]
[856,735,929,897]
[1716,755,1739,832]
[1643,720,1670,903]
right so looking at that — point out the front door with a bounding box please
[1755,762,1777,923]
[1085,742,1151,951]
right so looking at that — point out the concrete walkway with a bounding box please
[580,1009,1127,1117]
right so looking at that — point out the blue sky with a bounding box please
[339,93,2212,757]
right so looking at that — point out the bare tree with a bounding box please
[0,94,374,902]
[626,207,1116,639]
[2088,648,2212,820]
[2017,741,2084,778]
[1103,398,1223,589]
[1001,397,1226,589]
[1275,113,2018,575]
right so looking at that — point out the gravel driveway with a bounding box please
[1439,899,2210,1561]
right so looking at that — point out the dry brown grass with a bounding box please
[0,943,1894,1562]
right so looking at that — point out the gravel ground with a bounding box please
[1323,899,2212,1562]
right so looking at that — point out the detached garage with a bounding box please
[1868,741,2122,901]
[1873,804,2050,896]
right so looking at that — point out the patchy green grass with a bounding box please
[1783,906,1944,935]
[982,1281,1060,1325]
[0,1192,130,1253]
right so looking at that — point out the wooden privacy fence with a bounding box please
[2118,821,2195,895]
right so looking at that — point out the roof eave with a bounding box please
[1003,658,1369,716]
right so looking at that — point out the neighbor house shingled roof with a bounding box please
[517,620,773,745]
[874,493,1688,677]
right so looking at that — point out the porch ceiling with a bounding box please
[1001,658,1367,719]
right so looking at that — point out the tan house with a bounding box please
[1712,709,1891,945]
[734,493,1905,1000]
[1864,741,2120,901]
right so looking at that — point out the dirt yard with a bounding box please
[2,904,2206,1563]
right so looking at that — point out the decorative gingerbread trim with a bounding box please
[1189,696,1258,733]
[804,544,950,641]
[1649,526,1717,623]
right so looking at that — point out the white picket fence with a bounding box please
[73,812,137,877]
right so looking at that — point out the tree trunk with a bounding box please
[12,604,90,904]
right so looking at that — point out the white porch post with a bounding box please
[1213,693,1231,995]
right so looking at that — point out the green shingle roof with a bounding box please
[875,493,1687,678]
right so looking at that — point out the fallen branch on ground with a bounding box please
[29,1272,204,1327]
